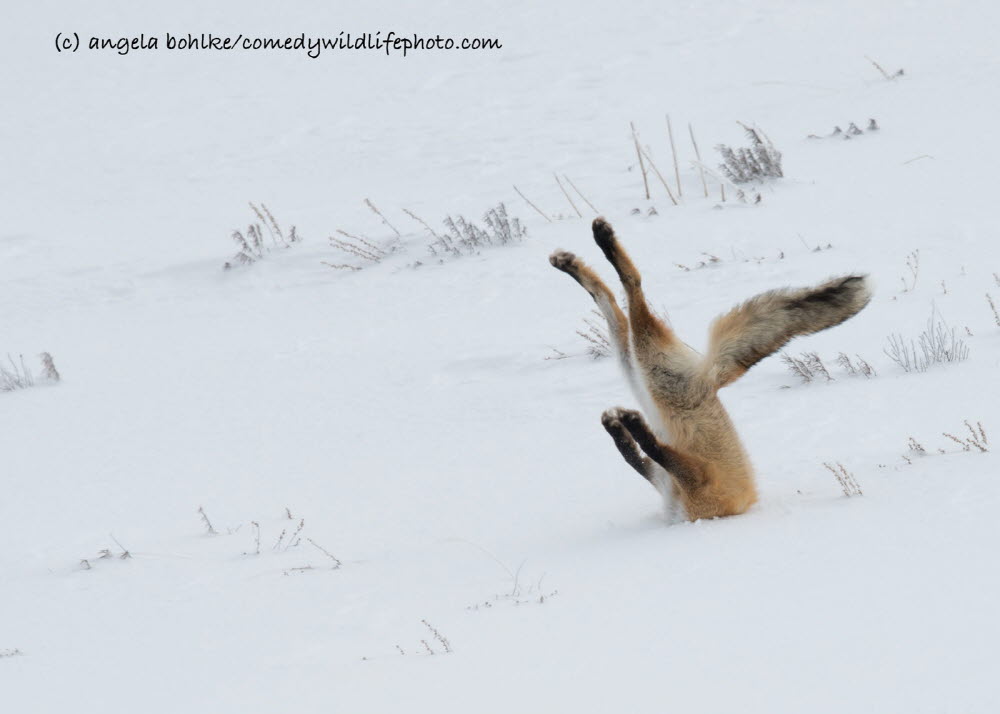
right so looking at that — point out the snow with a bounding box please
[3,0,1000,711]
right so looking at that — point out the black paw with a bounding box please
[601,407,633,432]
[617,409,648,435]
[592,217,618,259]
[601,408,623,431]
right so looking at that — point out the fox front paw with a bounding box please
[616,408,649,435]
[601,407,629,426]
[601,407,630,438]
[602,407,645,434]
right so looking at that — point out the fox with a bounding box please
[550,218,872,521]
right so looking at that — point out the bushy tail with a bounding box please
[705,275,872,388]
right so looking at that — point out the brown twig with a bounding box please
[554,174,582,217]
[365,198,401,237]
[987,293,1000,327]
[197,506,217,536]
[639,146,678,206]
[631,122,650,200]
[865,55,903,80]
[666,114,682,198]
[688,123,708,198]
[306,538,342,569]
[563,175,599,214]
[403,208,442,239]
[512,185,552,222]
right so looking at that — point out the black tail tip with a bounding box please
[840,274,873,303]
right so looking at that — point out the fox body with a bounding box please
[551,218,871,521]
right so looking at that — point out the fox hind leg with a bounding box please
[590,218,706,410]
[590,218,676,356]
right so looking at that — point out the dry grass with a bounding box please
[305,538,342,569]
[807,118,879,140]
[224,203,301,269]
[1,352,60,392]
[987,293,1000,327]
[900,250,919,292]
[631,121,651,200]
[327,229,393,269]
[783,352,876,385]
[466,573,558,610]
[332,201,527,271]
[39,352,59,381]
[638,145,679,206]
[716,122,783,183]
[562,175,599,214]
[403,208,443,241]
[553,174,582,217]
[782,352,832,383]
[365,198,401,237]
[884,310,968,373]
[836,352,876,378]
[80,536,132,570]
[421,620,453,654]
[824,462,863,497]
[207,506,344,569]
[392,620,454,658]
[513,185,552,222]
[197,506,218,535]
[0,354,33,391]
[866,55,904,80]
[902,421,988,464]
[906,436,927,455]
[674,253,721,272]
[943,421,989,453]
[576,311,612,359]
[429,203,526,259]
[247,521,261,555]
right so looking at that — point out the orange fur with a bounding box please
[551,218,872,521]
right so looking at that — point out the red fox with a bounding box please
[550,218,872,520]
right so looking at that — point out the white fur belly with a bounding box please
[619,351,681,520]
[623,351,673,443]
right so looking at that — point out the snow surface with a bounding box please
[4,0,1000,711]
